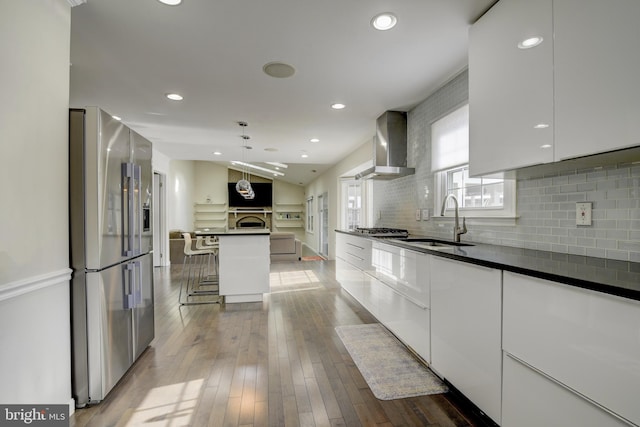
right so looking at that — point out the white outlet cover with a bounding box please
[576,202,592,226]
[415,209,421,221]
[422,209,430,221]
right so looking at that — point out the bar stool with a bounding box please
[196,236,219,280]
[178,233,219,305]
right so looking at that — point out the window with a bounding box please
[306,197,314,233]
[342,179,362,230]
[432,104,515,218]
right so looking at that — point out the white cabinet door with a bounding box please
[371,242,430,308]
[376,278,431,363]
[335,257,364,302]
[430,257,502,424]
[503,272,640,425]
[469,0,554,176]
[554,0,640,160]
[502,354,631,427]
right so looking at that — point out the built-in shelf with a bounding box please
[194,202,228,231]
[273,203,304,229]
[228,209,272,218]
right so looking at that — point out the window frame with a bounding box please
[434,166,516,219]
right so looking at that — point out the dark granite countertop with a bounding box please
[336,230,640,302]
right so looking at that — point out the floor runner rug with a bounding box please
[335,323,448,400]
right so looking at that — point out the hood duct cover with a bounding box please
[355,111,415,180]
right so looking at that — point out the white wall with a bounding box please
[194,161,228,204]
[168,160,196,231]
[0,0,73,410]
[305,141,373,259]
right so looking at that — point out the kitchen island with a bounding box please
[195,229,270,303]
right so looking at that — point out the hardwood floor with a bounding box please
[70,259,482,427]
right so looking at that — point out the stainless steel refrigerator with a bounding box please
[69,107,154,407]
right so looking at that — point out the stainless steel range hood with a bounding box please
[355,111,415,180]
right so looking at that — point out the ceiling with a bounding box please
[69,0,496,185]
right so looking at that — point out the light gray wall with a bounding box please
[0,0,73,409]
[373,69,640,262]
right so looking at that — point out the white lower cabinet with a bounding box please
[375,277,430,362]
[335,235,431,363]
[335,257,364,302]
[503,272,640,426]
[502,353,630,427]
[431,257,502,425]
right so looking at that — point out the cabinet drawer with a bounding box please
[371,242,429,308]
[502,353,630,427]
[504,272,640,425]
[336,233,372,271]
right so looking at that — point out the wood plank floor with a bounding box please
[70,259,483,427]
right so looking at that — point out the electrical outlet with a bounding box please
[415,209,421,221]
[421,209,430,221]
[576,202,592,226]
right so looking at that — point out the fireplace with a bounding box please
[236,215,267,229]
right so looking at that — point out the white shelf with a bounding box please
[194,203,228,230]
[228,209,272,218]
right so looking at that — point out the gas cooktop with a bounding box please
[353,227,409,238]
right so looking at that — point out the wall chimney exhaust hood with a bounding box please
[355,111,415,180]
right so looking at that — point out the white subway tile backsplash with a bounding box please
[372,69,640,262]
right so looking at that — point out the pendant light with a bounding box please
[235,122,255,199]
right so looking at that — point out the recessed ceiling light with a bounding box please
[331,103,346,110]
[371,13,397,31]
[166,93,183,101]
[112,115,122,121]
[540,144,552,149]
[263,62,296,78]
[534,123,550,129]
[301,153,309,158]
[310,138,320,143]
[157,0,181,5]
[518,36,543,49]
[213,151,222,156]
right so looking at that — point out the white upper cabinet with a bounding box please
[469,0,640,176]
[469,0,554,177]
[554,0,640,160]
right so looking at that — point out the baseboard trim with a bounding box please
[0,268,72,302]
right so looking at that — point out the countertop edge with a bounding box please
[336,230,640,302]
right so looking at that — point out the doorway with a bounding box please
[318,192,329,257]
[153,172,167,266]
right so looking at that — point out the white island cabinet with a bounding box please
[217,231,270,303]
[430,257,502,425]
[503,272,640,426]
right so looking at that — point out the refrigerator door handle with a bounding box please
[121,163,143,256]
[121,163,135,257]
[134,163,142,256]
[123,262,135,309]
[134,260,142,306]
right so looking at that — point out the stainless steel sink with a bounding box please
[390,238,474,251]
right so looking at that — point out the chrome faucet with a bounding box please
[440,194,467,242]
